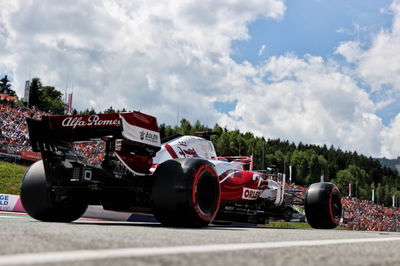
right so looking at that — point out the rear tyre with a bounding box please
[305,182,342,229]
[152,158,221,227]
[20,160,88,222]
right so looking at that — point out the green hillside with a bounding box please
[377,157,400,173]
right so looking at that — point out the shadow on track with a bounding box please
[71,219,304,231]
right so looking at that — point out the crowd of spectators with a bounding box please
[285,183,307,204]
[0,102,47,153]
[72,141,105,166]
[1,101,400,231]
[341,196,400,231]
[0,102,106,165]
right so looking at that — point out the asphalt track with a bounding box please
[1,212,400,266]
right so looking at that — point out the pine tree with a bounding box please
[28,78,42,108]
[0,75,15,96]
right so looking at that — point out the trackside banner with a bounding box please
[20,151,41,162]
[0,194,25,212]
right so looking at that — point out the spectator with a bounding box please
[0,103,48,153]
[341,196,399,232]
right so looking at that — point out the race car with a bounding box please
[21,111,342,229]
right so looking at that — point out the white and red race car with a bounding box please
[21,111,342,228]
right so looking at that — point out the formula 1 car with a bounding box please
[21,111,342,229]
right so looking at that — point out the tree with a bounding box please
[291,150,308,185]
[347,165,369,188]
[192,120,205,134]
[25,78,66,113]
[88,107,96,115]
[307,152,321,184]
[0,75,15,96]
[212,124,223,136]
[274,150,285,173]
[331,169,356,195]
[376,183,384,204]
[213,131,230,155]
[179,119,192,135]
[28,78,42,108]
[38,86,66,114]
[104,106,116,114]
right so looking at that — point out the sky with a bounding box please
[1,0,400,158]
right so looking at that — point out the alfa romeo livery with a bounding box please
[21,111,342,229]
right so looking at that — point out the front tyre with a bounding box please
[20,160,88,222]
[305,182,342,229]
[152,158,221,227]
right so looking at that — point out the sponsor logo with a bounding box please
[61,115,120,129]
[139,130,159,144]
[242,188,263,200]
[178,147,199,158]
[0,195,9,206]
[178,141,187,146]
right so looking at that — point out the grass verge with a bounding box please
[266,221,348,230]
[0,161,27,195]
[266,221,312,229]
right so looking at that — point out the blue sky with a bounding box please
[233,0,393,63]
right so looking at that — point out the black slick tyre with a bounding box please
[152,158,221,227]
[305,182,342,229]
[20,160,88,222]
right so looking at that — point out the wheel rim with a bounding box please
[193,165,220,221]
[329,188,342,224]
[196,172,218,213]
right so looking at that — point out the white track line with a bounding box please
[0,215,25,219]
[1,237,400,265]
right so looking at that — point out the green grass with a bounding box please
[0,161,27,195]
[266,221,348,230]
[266,221,312,229]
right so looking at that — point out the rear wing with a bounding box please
[27,112,161,154]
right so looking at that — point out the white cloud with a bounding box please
[332,0,400,157]
[258,44,267,56]
[380,114,400,158]
[218,54,384,156]
[335,41,363,63]
[1,0,400,158]
[336,0,400,91]
[0,0,285,125]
